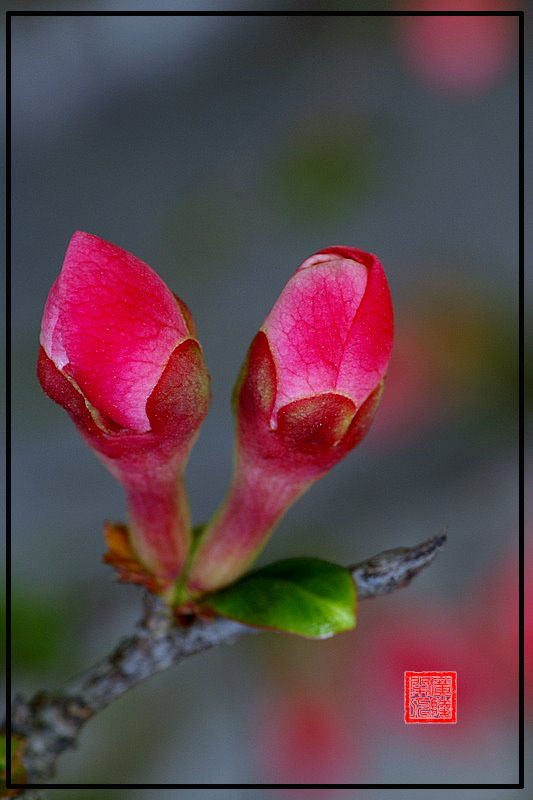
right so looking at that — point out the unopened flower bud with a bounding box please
[38,232,210,589]
[187,246,393,595]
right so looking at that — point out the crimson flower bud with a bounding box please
[187,246,393,595]
[38,232,210,590]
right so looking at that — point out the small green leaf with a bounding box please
[203,558,357,639]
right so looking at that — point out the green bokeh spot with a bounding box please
[1,734,27,790]
[272,124,376,223]
[2,586,75,672]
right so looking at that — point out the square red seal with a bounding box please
[404,671,457,723]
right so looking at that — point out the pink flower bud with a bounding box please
[38,232,210,589]
[187,247,393,595]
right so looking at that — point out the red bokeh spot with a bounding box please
[258,690,353,784]
[397,0,517,96]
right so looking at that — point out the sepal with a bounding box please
[102,522,165,594]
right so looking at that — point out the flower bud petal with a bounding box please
[262,253,367,426]
[40,231,189,432]
[319,246,393,408]
[263,247,392,425]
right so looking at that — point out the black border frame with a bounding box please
[5,8,524,792]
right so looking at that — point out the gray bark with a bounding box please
[6,533,446,791]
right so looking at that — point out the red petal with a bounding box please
[262,253,368,425]
[43,232,189,431]
[318,247,393,408]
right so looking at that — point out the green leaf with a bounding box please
[203,558,357,639]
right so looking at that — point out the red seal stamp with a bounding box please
[404,671,457,723]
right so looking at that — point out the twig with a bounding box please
[8,533,446,787]
[350,532,447,598]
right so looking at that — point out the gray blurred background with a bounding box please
[8,3,525,795]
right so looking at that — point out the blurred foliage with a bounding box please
[370,277,519,451]
[525,319,533,409]
[318,0,396,16]
[2,585,78,675]
[48,792,128,800]
[163,183,246,278]
[0,734,27,797]
[269,120,378,224]
[0,734,27,795]
[437,295,516,410]
[409,279,520,426]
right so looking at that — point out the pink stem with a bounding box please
[186,452,311,595]
[109,456,191,586]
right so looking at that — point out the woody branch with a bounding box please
[7,533,446,789]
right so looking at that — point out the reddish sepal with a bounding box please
[102,521,163,593]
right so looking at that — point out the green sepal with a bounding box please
[202,557,357,639]
[173,524,207,607]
